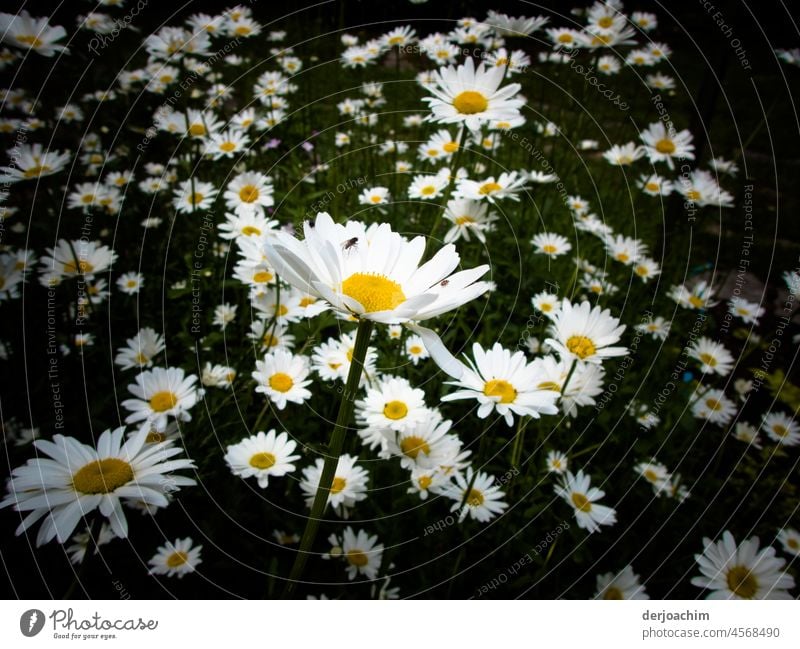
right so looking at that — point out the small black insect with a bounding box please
[342,237,359,251]
[440,279,449,287]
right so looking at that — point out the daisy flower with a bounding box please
[67,523,116,565]
[311,332,378,385]
[640,122,694,169]
[446,468,508,523]
[0,142,71,183]
[678,170,734,208]
[407,467,449,500]
[442,198,498,243]
[263,212,490,377]
[532,232,572,257]
[454,171,528,202]
[300,454,369,517]
[383,414,461,471]
[732,422,762,449]
[358,186,391,206]
[728,297,765,325]
[252,348,312,410]
[201,363,236,389]
[604,234,647,265]
[670,280,718,310]
[172,179,218,213]
[421,57,524,131]
[213,303,237,330]
[1,426,196,545]
[632,258,661,282]
[114,328,165,370]
[148,537,202,579]
[691,389,736,426]
[441,342,560,426]
[327,527,384,580]
[692,531,795,599]
[0,11,68,57]
[761,412,800,446]
[116,272,144,295]
[555,470,617,533]
[405,335,429,365]
[545,299,627,365]
[223,171,275,215]
[595,566,649,600]
[602,142,645,166]
[529,355,606,417]
[122,367,201,432]
[407,171,449,199]
[776,529,800,557]
[634,460,672,496]
[532,291,560,318]
[224,430,300,488]
[546,450,568,474]
[689,337,734,376]
[356,376,428,432]
[206,128,250,159]
[638,173,674,196]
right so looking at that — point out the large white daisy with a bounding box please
[1,426,195,546]
[421,56,524,131]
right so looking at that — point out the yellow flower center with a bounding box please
[635,265,649,277]
[598,16,614,28]
[277,304,289,316]
[478,181,502,195]
[483,379,517,404]
[788,538,799,549]
[643,469,660,483]
[409,345,423,354]
[603,586,624,600]
[688,295,704,308]
[150,391,178,412]
[418,475,433,490]
[188,192,204,206]
[166,551,189,568]
[72,458,134,494]
[341,272,406,313]
[400,436,431,460]
[705,398,722,411]
[443,141,459,153]
[542,244,558,254]
[388,35,404,45]
[455,215,475,225]
[772,425,788,437]
[347,549,369,567]
[558,33,574,43]
[63,260,94,274]
[383,400,409,420]
[698,353,717,367]
[686,189,701,201]
[241,225,261,236]
[17,34,43,48]
[299,297,316,307]
[331,477,346,494]
[452,90,489,114]
[654,139,676,154]
[269,372,294,393]
[188,123,206,136]
[145,431,166,443]
[616,252,630,263]
[467,488,484,507]
[726,565,758,599]
[219,141,236,152]
[571,492,592,512]
[566,335,597,359]
[645,182,659,192]
[23,164,53,178]
[420,185,436,196]
[538,381,561,392]
[249,452,277,470]
[235,25,252,36]
[252,270,273,283]
[263,333,279,347]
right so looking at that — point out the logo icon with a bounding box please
[20,609,45,637]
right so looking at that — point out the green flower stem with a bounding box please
[284,317,374,598]
[510,415,530,470]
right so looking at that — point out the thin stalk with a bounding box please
[283,317,374,598]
